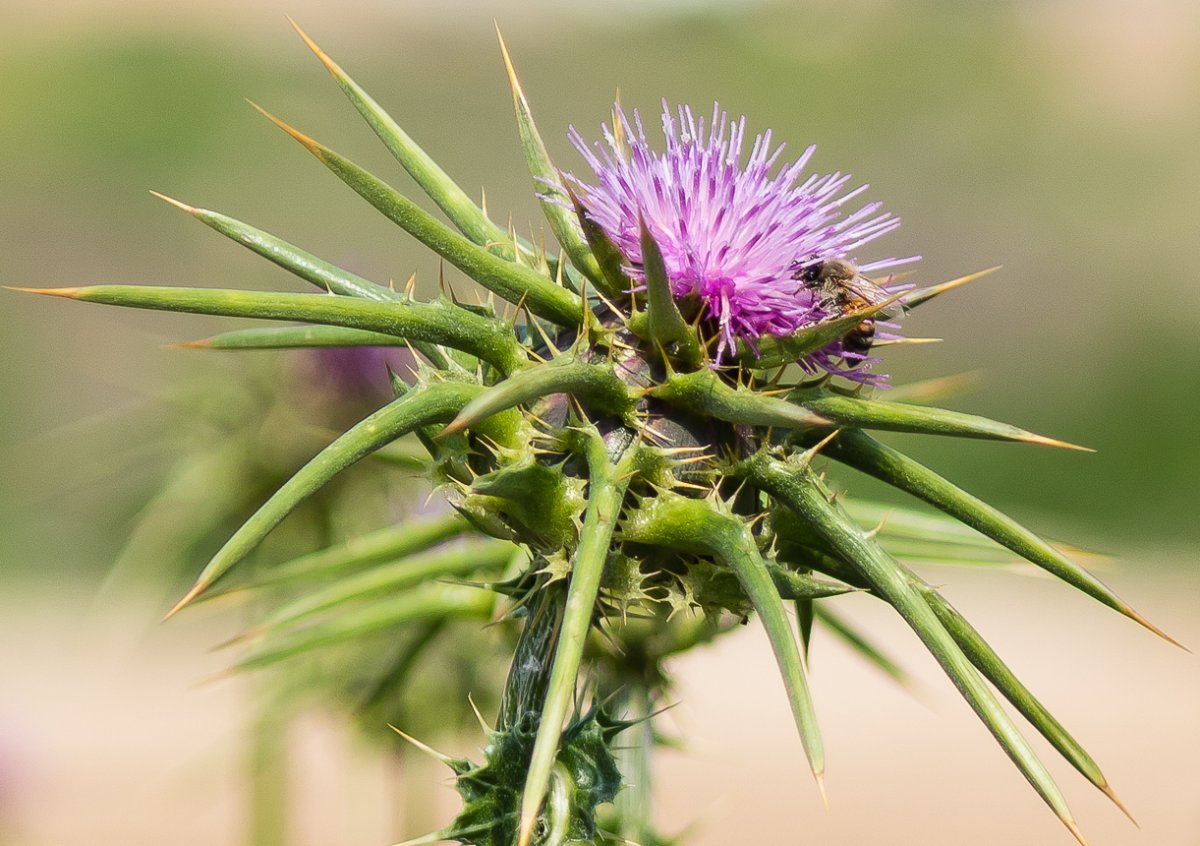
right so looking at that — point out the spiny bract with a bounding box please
[17,20,1177,846]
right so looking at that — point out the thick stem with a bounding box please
[517,432,634,846]
[613,682,655,845]
[498,581,566,733]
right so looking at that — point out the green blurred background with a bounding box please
[1,1,1196,845]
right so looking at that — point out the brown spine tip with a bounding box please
[148,190,198,215]
[1062,815,1091,846]
[166,338,213,350]
[436,415,469,440]
[5,286,83,298]
[1099,783,1139,827]
[815,770,830,810]
[287,17,341,77]
[388,724,455,765]
[904,266,1002,309]
[494,23,526,106]
[245,100,322,153]
[1019,432,1096,453]
[1125,606,1189,651]
[161,581,206,622]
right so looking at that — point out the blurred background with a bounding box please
[1,0,1196,844]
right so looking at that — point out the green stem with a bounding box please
[517,432,633,846]
[613,682,654,845]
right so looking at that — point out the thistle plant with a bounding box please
[16,21,1179,846]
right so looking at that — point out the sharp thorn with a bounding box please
[388,724,456,765]
[148,190,199,215]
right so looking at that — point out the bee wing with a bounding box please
[847,273,905,314]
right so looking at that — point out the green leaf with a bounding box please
[842,499,999,545]
[517,431,633,846]
[151,193,401,302]
[212,511,471,595]
[791,389,1091,450]
[495,27,610,295]
[902,266,1000,310]
[289,20,512,255]
[745,452,1089,846]
[252,105,584,327]
[564,183,634,299]
[734,292,906,369]
[17,286,525,375]
[876,539,1017,566]
[178,324,408,350]
[767,566,858,601]
[795,599,814,661]
[238,540,515,642]
[817,429,1178,645]
[655,369,828,430]
[236,583,493,670]
[165,379,486,616]
[638,215,700,365]
[618,490,826,801]
[920,586,1131,817]
[441,356,634,438]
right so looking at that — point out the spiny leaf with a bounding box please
[873,538,1018,567]
[843,500,998,546]
[564,183,634,298]
[638,215,700,365]
[516,432,632,846]
[796,599,815,661]
[618,491,826,802]
[251,104,584,327]
[734,291,906,370]
[903,266,1001,310]
[768,566,858,601]
[150,192,401,302]
[236,583,493,671]
[210,511,471,596]
[15,286,525,374]
[840,501,1022,567]
[177,324,408,350]
[655,369,828,430]
[495,26,611,295]
[289,19,512,254]
[234,540,514,644]
[166,380,486,617]
[746,453,1089,846]
[920,585,1132,819]
[816,429,1179,646]
[791,389,1092,450]
[441,357,634,438]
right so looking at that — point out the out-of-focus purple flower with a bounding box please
[566,102,916,377]
[290,346,412,413]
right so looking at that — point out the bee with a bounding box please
[796,258,893,367]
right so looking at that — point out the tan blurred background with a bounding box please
[1,1,1197,845]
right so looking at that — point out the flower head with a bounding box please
[567,102,916,377]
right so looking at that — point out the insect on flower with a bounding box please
[566,101,918,378]
[795,257,903,368]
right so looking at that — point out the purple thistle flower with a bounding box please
[566,102,917,378]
